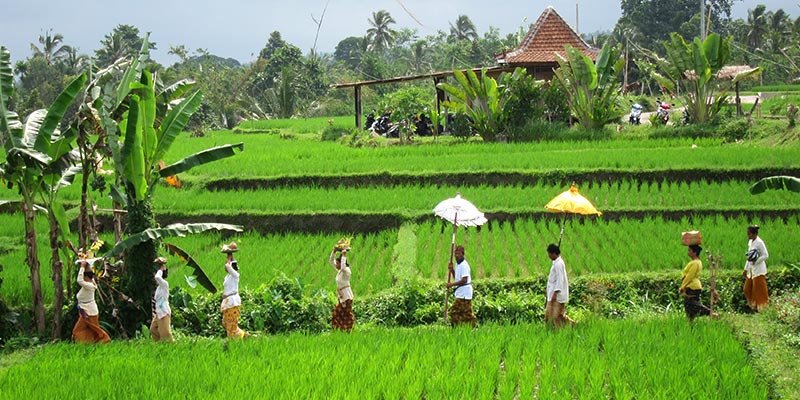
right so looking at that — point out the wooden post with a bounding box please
[354,85,362,130]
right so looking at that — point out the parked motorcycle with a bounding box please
[370,110,400,137]
[629,102,643,125]
[654,99,672,125]
[363,110,376,130]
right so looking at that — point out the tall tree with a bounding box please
[366,10,397,53]
[449,15,478,42]
[30,29,72,65]
[94,24,157,67]
[259,31,286,60]
[746,5,769,50]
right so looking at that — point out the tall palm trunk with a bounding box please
[21,188,45,334]
[48,213,65,340]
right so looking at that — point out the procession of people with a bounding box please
[71,221,772,342]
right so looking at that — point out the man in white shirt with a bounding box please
[545,244,575,329]
[743,225,770,312]
[446,245,476,327]
[150,257,175,342]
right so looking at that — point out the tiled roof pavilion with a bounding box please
[496,6,598,80]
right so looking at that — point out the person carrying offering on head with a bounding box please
[220,242,249,339]
[329,238,355,331]
[151,257,175,342]
[72,255,111,344]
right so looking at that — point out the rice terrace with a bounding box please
[2,1,800,399]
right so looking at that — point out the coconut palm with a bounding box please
[366,10,397,53]
[449,15,479,42]
[746,5,769,50]
[30,29,72,65]
[409,40,431,73]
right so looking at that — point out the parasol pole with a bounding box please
[558,212,567,247]
[443,211,457,323]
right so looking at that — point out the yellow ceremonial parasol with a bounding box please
[545,183,602,247]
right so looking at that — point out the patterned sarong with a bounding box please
[72,314,111,344]
[332,299,354,331]
[222,306,248,339]
[448,298,477,327]
[682,288,711,320]
[744,275,769,312]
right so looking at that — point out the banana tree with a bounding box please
[437,68,513,142]
[652,33,760,124]
[552,43,625,129]
[108,68,244,336]
[1,45,88,334]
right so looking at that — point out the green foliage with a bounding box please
[320,125,351,141]
[502,70,545,140]
[377,86,433,124]
[542,83,571,123]
[449,112,472,140]
[553,44,625,129]
[762,95,800,116]
[437,68,512,141]
[653,33,760,124]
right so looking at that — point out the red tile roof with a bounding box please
[496,7,598,65]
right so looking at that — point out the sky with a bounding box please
[1,0,798,66]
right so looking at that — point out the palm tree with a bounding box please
[366,10,397,53]
[746,5,769,50]
[449,15,478,42]
[409,40,430,73]
[30,29,72,65]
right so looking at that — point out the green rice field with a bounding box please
[0,317,768,399]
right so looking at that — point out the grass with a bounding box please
[0,316,771,399]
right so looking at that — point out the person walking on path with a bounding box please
[743,225,770,312]
[329,242,355,331]
[446,245,477,327]
[72,259,111,344]
[679,245,715,321]
[150,257,175,342]
[220,242,249,339]
[545,244,575,329]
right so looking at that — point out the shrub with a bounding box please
[321,125,352,141]
[449,113,473,141]
[543,83,570,123]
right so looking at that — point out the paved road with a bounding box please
[628,95,760,126]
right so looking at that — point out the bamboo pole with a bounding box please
[443,212,457,323]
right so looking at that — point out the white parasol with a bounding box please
[433,192,487,322]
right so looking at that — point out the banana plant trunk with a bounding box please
[48,213,65,340]
[21,190,46,334]
[119,196,158,336]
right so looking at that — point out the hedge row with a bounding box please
[203,168,800,191]
[165,267,800,337]
[2,267,797,347]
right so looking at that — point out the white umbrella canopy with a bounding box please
[433,193,488,227]
[433,192,487,323]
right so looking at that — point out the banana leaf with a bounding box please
[101,223,244,259]
[122,95,147,201]
[158,142,244,177]
[33,73,86,153]
[162,242,217,293]
[749,176,800,194]
[153,90,203,164]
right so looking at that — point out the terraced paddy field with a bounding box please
[1,127,799,398]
